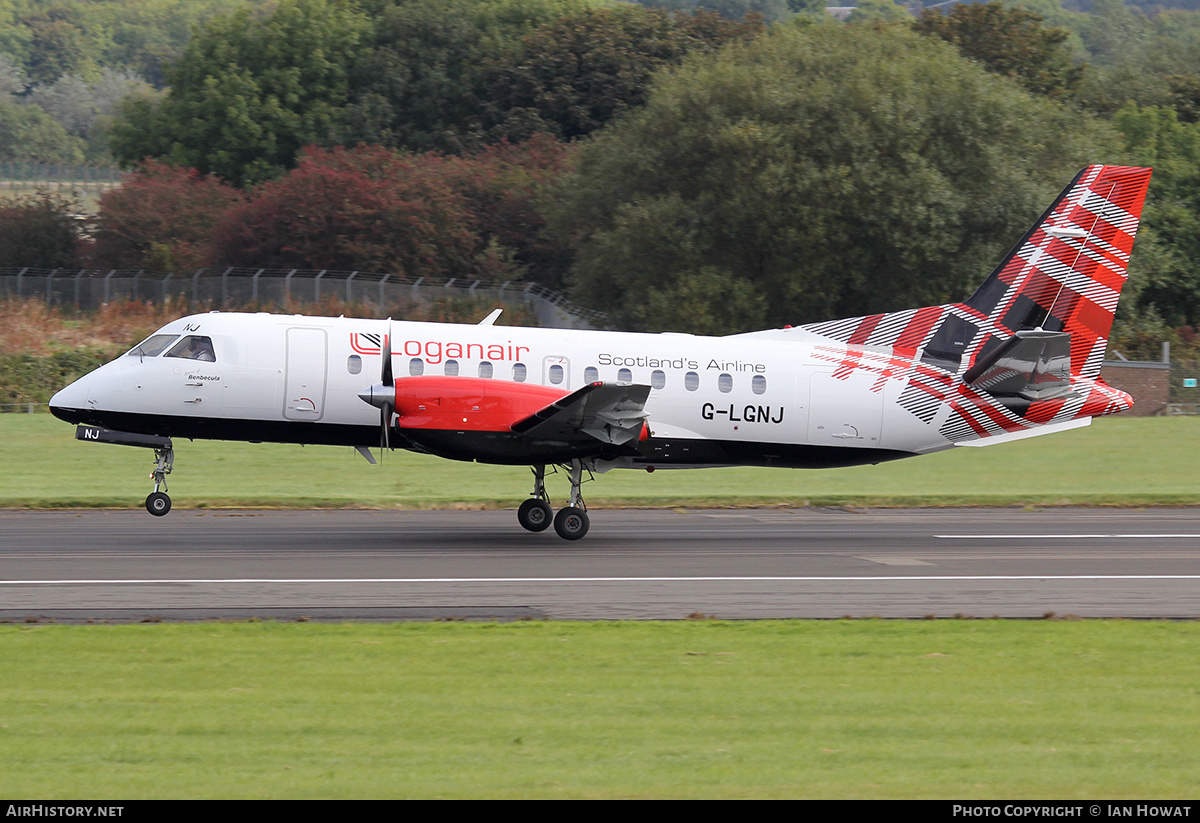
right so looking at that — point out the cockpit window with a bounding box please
[164,335,217,362]
[127,334,179,358]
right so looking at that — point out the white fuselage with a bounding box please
[50,311,963,469]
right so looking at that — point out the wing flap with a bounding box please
[511,382,650,447]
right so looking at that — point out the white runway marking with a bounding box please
[4,575,1200,585]
[936,534,1200,539]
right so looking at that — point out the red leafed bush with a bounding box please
[210,145,479,278]
[90,161,243,271]
[438,135,575,285]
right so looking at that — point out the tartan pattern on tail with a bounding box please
[798,166,1152,443]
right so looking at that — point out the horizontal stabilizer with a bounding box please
[955,417,1091,447]
[963,329,1072,400]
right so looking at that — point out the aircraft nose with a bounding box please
[48,379,89,423]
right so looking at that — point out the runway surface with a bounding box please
[2,507,1199,620]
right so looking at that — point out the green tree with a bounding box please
[110,0,370,186]
[0,99,84,162]
[551,22,1116,333]
[19,3,95,86]
[477,6,763,142]
[849,0,910,24]
[1115,103,1200,328]
[913,2,1084,98]
[342,0,590,153]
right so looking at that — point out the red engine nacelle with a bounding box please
[391,376,569,432]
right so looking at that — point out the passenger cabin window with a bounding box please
[718,373,733,393]
[347,354,362,374]
[651,370,666,390]
[584,366,599,383]
[478,361,494,379]
[685,371,700,391]
[128,334,178,358]
[409,357,424,376]
[752,374,766,395]
[165,335,216,362]
[548,364,564,385]
[444,359,460,376]
[617,368,632,383]
[512,362,527,382]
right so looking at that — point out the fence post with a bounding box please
[412,276,424,301]
[378,273,389,309]
[74,269,84,308]
[46,268,59,306]
[315,269,326,303]
[192,269,204,304]
[252,268,263,304]
[221,267,232,307]
[17,267,27,299]
[103,269,115,304]
[346,271,357,303]
[284,269,296,306]
[161,272,172,304]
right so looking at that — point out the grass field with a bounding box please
[1,413,1197,509]
[4,415,1199,798]
[2,620,1198,799]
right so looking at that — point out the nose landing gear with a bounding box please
[517,460,591,540]
[145,446,174,517]
[73,427,177,518]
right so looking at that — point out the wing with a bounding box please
[511,381,650,448]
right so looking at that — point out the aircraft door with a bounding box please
[807,371,884,447]
[284,327,328,421]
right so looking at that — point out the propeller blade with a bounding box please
[381,319,394,452]
[380,402,392,451]
[381,318,393,388]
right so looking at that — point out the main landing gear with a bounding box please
[518,461,590,540]
[145,445,174,517]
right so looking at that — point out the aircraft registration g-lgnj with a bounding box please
[50,165,1152,540]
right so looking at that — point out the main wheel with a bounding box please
[145,491,172,517]
[553,506,589,541]
[517,498,553,532]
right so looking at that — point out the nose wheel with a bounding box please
[146,491,171,516]
[517,461,590,540]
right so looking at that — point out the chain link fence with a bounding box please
[0,266,606,330]
[1168,359,1200,415]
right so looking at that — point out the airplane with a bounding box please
[49,165,1152,540]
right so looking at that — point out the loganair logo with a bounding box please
[351,332,530,365]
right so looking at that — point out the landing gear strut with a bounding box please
[517,460,590,540]
[517,465,553,532]
[145,446,174,517]
[554,460,589,541]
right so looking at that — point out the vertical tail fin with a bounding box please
[799,165,1152,380]
[796,166,1153,442]
[961,165,1152,380]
